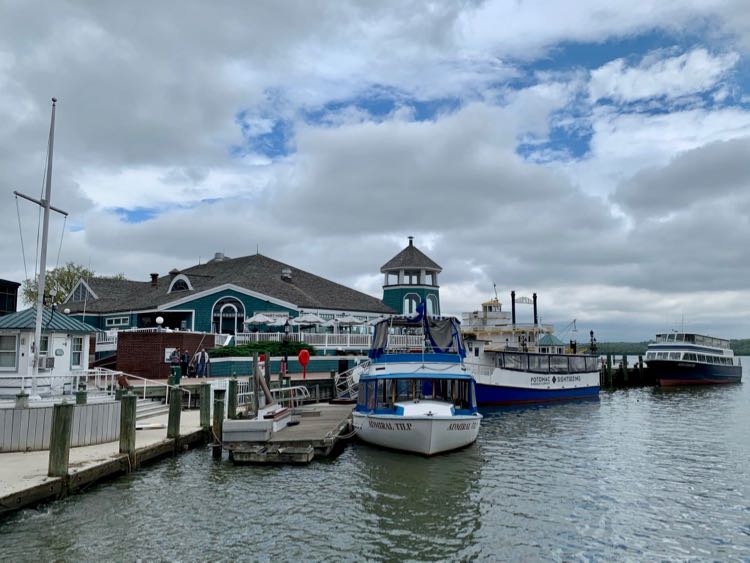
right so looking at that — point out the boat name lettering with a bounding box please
[447,422,478,431]
[368,420,413,431]
[530,376,550,385]
[556,375,581,383]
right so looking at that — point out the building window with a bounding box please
[403,294,420,315]
[71,336,83,368]
[426,294,439,316]
[71,283,93,302]
[404,271,420,285]
[171,280,189,292]
[0,334,17,370]
[39,336,49,355]
[105,316,129,327]
[212,297,245,335]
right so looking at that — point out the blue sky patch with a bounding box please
[113,207,159,223]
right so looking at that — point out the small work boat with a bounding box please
[352,307,481,455]
[645,332,742,386]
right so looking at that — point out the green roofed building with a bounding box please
[381,237,441,316]
[537,333,566,354]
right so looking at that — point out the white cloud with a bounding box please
[589,48,739,103]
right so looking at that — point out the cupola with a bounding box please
[380,236,442,315]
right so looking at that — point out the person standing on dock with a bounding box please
[195,348,210,377]
[180,348,190,379]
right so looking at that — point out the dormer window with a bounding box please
[167,274,193,293]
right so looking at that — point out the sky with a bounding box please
[2,0,750,342]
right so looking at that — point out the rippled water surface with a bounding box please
[3,374,750,561]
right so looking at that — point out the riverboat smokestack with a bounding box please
[511,291,516,326]
[533,293,538,326]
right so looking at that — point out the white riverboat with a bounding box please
[352,309,481,455]
[462,294,600,405]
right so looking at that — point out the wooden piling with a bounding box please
[227,379,238,420]
[606,354,613,388]
[622,354,629,386]
[264,354,271,387]
[199,383,211,430]
[167,387,182,440]
[119,394,136,461]
[638,355,644,383]
[75,390,87,405]
[252,352,260,414]
[48,402,74,478]
[212,389,225,459]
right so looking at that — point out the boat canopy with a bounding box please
[369,302,465,359]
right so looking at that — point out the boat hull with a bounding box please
[352,412,481,455]
[473,368,600,406]
[647,360,742,386]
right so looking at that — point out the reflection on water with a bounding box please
[2,374,749,561]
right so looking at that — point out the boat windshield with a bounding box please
[357,377,476,413]
[370,312,465,359]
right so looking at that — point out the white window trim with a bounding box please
[71,336,84,369]
[403,293,421,315]
[0,333,19,371]
[105,316,129,327]
[168,274,194,293]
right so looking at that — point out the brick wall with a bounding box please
[117,332,214,379]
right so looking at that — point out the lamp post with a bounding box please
[590,330,597,354]
[283,320,291,376]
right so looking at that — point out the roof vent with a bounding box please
[150,273,158,287]
[281,268,292,282]
[408,236,414,246]
[214,252,225,261]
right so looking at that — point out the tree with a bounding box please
[22,262,95,307]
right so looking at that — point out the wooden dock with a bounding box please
[223,404,355,464]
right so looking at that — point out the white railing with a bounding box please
[224,380,311,411]
[82,367,192,407]
[334,360,371,400]
[233,332,423,350]
[462,362,494,378]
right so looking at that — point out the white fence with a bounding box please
[0,401,121,452]
[234,332,424,350]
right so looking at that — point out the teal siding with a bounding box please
[382,287,440,315]
[70,314,104,330]
[208,357,357,377]
[165,289,297,332]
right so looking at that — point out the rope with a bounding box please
[54,215,67,270]
[15,195,29,282]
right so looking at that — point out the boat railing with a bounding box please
[229,380,312,410]
[463,362,493,377]
[334,359,372,400]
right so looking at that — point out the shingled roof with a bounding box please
[0,307,97,333]
[380,238,442,273]
[64,254,394,315]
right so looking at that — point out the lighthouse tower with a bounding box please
[381,237,442,315]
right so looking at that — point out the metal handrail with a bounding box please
[83,367,192,407]
[334,359,371,400]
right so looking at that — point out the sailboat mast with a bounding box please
[30,97,57,395]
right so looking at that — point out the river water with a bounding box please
[2,371,750,561]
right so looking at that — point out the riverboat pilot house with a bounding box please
[63,252,395,334]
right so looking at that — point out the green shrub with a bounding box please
[208,340,316,358]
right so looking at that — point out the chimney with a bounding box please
[408,236,414,247]
[150,273,158,287]
[533,292,538,326]
[511,291,516,326]
[214,252,225,261]
[281,267,292,282]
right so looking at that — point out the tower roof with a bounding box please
[380,237,442,273]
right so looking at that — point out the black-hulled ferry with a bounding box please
[645,333,742,386]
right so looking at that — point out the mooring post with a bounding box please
[75,389,87,405]
[622,354,629,386]
[606,354,613,388]
[264,353,271,388]
[200,383,211,430]
[48,402,74,478]
[252,352,260,412]
[227,378,238,420]
[119,394,137,463]
[212,388,225,459]
[115,388,124,400]
[167,387,182,440]
[638,355,644,384]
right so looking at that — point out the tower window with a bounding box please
[404,271,420,284]
[403,294,420,315]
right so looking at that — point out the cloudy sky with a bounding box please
[2,1,750,341]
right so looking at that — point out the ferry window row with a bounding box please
[646,351,734,365]
[497,352,599,373]
[655,333,729,348]
[357,378,475,412]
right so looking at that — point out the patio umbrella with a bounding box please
[293,313,325,325]
[245,313,274,325]
[268,317,290,327]
[336,314,363,326]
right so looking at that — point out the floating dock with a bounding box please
[222,404,355,464]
